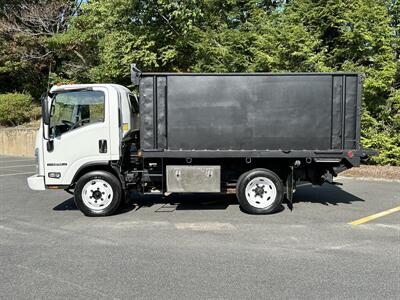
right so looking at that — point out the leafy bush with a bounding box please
[361,110,400,166]
[0,92,41,126]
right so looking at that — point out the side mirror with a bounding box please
[41,94,50,125]
[41,94,51,141]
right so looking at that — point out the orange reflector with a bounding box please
[47,185,59,189]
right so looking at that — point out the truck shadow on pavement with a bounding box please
[53,183,364,214]
[293,183,364,206]
[53,193,236,214]
[52,197,137,215]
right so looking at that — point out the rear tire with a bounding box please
[236,168,283,214]
[74,171,122,217]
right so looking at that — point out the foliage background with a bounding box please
[0,0,399,165]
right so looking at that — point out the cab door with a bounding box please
[43,87,111,186]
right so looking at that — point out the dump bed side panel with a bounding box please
[139,74,361,152]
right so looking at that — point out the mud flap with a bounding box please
[286,166,294,210]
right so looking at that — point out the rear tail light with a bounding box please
[347,150,354,158]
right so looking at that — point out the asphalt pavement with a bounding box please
[0,155,399,299]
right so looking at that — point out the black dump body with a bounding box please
[138,73,363,166]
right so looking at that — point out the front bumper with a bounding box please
[27,174,45,191]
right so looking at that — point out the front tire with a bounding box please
[236,168,284,214]
[74,171,122,217]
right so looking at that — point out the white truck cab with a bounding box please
[27,84,138,201]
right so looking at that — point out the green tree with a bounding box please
[0,0,80,98]
[55,1,316,79]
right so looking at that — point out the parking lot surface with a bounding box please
[0,155,399,299]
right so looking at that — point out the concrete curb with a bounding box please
[337,176,400,183]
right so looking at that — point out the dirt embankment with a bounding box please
[341,165,400,180]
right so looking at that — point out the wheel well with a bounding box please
[235,167,287,185]
[71,163,121,188]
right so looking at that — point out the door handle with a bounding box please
[99,140,107,153]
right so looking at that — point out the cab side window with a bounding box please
[50,90,105,137]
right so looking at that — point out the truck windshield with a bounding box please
[49,90,105,137]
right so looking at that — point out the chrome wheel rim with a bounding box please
[245,177,277,208]
[81,179,113,211]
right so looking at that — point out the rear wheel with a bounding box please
[74,171,122,216]
[236,168,283,214]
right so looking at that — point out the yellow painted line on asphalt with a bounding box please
[0,164,36,169]
[0,172,36,177]
[349,206,400,225]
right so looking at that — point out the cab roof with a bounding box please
[49,83,131,94]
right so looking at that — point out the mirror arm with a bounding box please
[42,124,48,141]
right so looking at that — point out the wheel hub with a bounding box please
[81,179,113,210]
[245,176,277,209]
[92,189,103,200]
[252,184,265,198]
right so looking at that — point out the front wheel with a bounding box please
[236,168,284,214]
[74,171,122,216]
